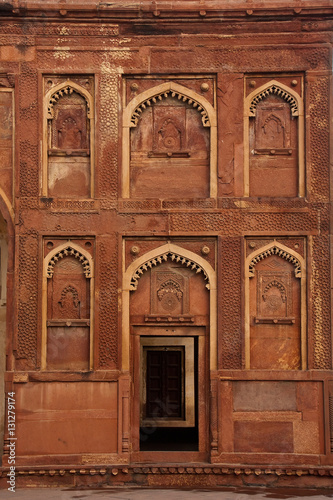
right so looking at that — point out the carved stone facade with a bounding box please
[0,0,332,490]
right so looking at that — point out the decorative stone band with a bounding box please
[46,246,91,278]
[249,246,302,278]
[47,85,91,119]
[130,252,209,291]
[130,90,210,128]
[249,85,299,117]
[2,465,333,480]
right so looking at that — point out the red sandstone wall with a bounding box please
[0,0,332,486]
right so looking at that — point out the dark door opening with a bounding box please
[146,348,183,419]
[140,338,198,451]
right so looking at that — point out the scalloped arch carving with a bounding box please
[248,245,302,278]
[248,82,300,117]
[122,81,217,198]
[46,81,92,119]
[263,279,287,302]
[130,88,210,128]
[130,251,209,291]
[46,245,92,278]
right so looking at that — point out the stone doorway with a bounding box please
[129,254,210,462]
[139,335,198,452]
[123,242,216,462]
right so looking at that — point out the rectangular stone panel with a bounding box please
[17,418,117,456]
[234,421,294,453]
[15,382,118,456]
[47,326,89,371]
[233,381,297,411]
[48,156,90,198]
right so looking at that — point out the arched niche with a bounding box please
[245,241,306,370]
[244,80,304,198]
[122,82,217,199]
[42,80,95,198]
[122,242,217,371]
[41,241,94,371]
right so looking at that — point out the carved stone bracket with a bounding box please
[249,246,302,278]
[249,85,299,117]
[46,246,92,278]
[130,90,210,128]
[130,252,209,290]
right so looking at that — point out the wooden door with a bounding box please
[145,348,184,419]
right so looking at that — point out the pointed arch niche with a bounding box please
[244,80,304,198]
[245,241,306,370]
[42,79,95,198]
[122,82,217,199]
[41,240,94,371]
[122,243,217,371]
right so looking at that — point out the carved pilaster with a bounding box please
[210,377,218,457]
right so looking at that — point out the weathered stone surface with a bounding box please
[0,0,331,488]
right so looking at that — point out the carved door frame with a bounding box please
[122,242,217,461]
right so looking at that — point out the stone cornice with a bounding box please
[1,1,333,21]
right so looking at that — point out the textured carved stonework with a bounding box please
[130,252,209,291]
[41,199,99,211]
[47,247,91,278]
[126,77,215,107]
[151,270,188,316]
[130,90,210,199]
[0,23,119,36]
[99,74,118,199]
[19,141,39,197]
[150,46,330,73]
[17,233,38,366]
[162,199,216,209]
[19,62,38,122]
[98,240,118,368]
[246,238,305,259]
[155,113,183,152]
[249,85,298,117]
[312,235,331,369]
[130,89,210,127]
[58,285,80,319]
[47,87,90,124]
[170,211,318,233]
[257,271,292,321]
[220,237,242,369]
[309,77,330,202]
[255,104,291,150]
[4,3,332,476]
[249,246,301,278]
